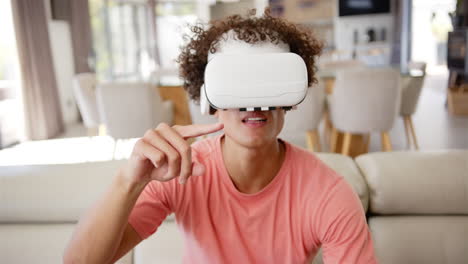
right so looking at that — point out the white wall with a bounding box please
[334,13,394,55]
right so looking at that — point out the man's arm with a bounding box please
[63,172,146,264]
[63,123,224,264]
[316,179,377,264]
[108,223,142,263]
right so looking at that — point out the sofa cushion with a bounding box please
[369,216,468,264]
[0,223,133,264]
[0,160,126,222]
[355,151,468,215]
[134,219,184,264]
[316,153,369,211]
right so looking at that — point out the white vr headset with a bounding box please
[199,31,308,115]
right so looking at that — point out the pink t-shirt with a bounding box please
[128,135,376,263]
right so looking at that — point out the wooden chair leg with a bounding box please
[306,130,322,152]
[381,132,392,152]
[364,133,371,153]
[87,126,104,137]
[407,117,419,150]
[306,131,314,152]
[330,126,338,153]
[313,130,322,152]
[323,111,332,143]
[342,132,352,156]
[403,116,412,149]
[98,124,107,136]
[87,127,96,137]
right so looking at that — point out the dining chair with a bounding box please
[400,61,427,150]
[317,60,367,144]
[328,68,401,155]
[279,83,325,151]
[96,82,174,139]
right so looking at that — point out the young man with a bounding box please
[64,10,376,264]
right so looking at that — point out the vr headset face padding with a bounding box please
[200,85,211,115]
[201,52,308,114]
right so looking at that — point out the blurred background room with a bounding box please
[1,0,467,263]
[0,0,466,162]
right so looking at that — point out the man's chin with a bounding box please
[229,133,276,149]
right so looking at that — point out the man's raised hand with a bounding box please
[121,122,224,186]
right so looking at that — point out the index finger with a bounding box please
[173,122,224,139]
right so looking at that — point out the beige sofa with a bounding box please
[0,150,467,264]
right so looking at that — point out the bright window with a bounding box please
[0,0,24,148]
[89,0,197,82]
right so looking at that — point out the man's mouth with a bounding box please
[242,117,267,123]
[241,112,268,124]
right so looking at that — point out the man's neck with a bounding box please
[221,135,285,194]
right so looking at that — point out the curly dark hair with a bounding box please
[177,8,323,103]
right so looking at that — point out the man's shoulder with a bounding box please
[286,142,319,162]
[285,142,329,172]
[285,141,344,189]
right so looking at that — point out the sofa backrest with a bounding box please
[355,150,468,264]
[356,150,468,215]
[0,160,126,222]
[0,160,133,264]
[1,150,467,264]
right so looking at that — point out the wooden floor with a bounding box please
[58,69,468,152]
[362,70,468,152]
